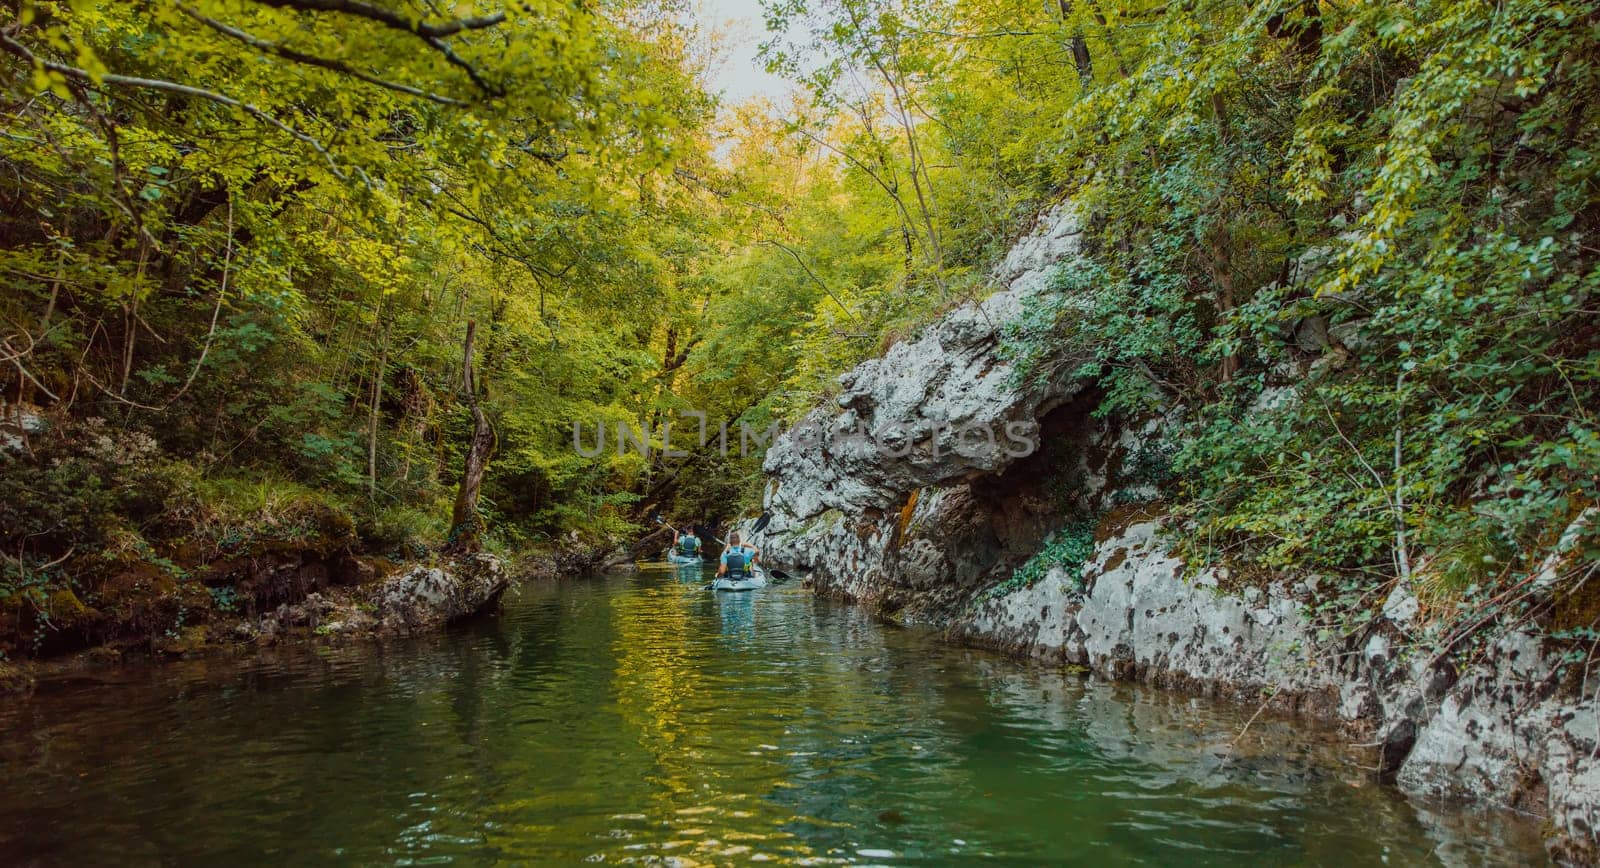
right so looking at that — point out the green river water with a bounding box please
[0,564,1550,865]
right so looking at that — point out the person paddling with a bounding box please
[717,531,760,579]
[675,526,702,559]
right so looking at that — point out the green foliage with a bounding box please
[189,474,352,552]
[734,0,1599,644]
[3,0,1596,662]
[0,418,187,557]
[208,586,238,614]
[0,0,730,559]
[978,520,1098,605]
[962,0,1600,621]
[360,505,449,558]
[1165,2,1598,596]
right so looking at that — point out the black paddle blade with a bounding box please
[751,512,772,534]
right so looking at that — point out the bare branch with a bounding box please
[1,336,60,402]
[168,199,235,404]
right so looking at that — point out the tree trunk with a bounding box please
[1070,35,1093,84]
[449,319,495,552]
[120,299,136,395]
[1089,1,1132,79]
[1058,0,1094,84]
[1204,233,1242,383]
[367,324,388,500]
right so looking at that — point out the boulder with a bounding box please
[248,553,507,642]
[371,553,508,633]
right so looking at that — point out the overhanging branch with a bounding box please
[249,0,508,96]
[0,32,352,182]
[249,0,506,38]
[762,239,859,321]
[179,5,470,106]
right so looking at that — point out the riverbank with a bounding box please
[0,462,654,695]
[0,407,655,693]
[765,490,1599,865]
[1,550,512,694]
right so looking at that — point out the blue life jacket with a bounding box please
[679,535,699,555]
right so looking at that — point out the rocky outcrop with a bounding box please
[957,520,1339,714]
[1388,628,1600,863]
[760,203,1147,621]
[763,202,1086,526]
[753,201,1599,861]
[248,553,507,644]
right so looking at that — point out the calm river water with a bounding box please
[0,564,1548,864]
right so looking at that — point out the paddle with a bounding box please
[767,568,793,584]
[658,511,772,548]
[750,512,773,534]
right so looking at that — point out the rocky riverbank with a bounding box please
[750,203,1600,863]
[1,550,511,694]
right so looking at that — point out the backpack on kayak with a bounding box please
[723,546,751,578]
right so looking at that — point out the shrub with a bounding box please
[976,519,1099,606]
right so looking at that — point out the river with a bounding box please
[0,564,1549,864]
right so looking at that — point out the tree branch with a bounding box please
[0,32,351,182]
[249,0,507,95]
[422,33,503,97]
[179,5,470,106]
[762,239,858,321]
[249,0,506,38]
[168,199,234,405]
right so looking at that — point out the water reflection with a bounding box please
[0,565,1549,865]
[715,590,758,644]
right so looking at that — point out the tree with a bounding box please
[449,320,495,551]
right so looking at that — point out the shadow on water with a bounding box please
[0,563,1551,865]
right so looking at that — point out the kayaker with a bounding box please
[716,531,760,579]
[675,527,702,559]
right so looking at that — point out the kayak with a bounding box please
[666,551,703,565]
[712,566,768,592]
